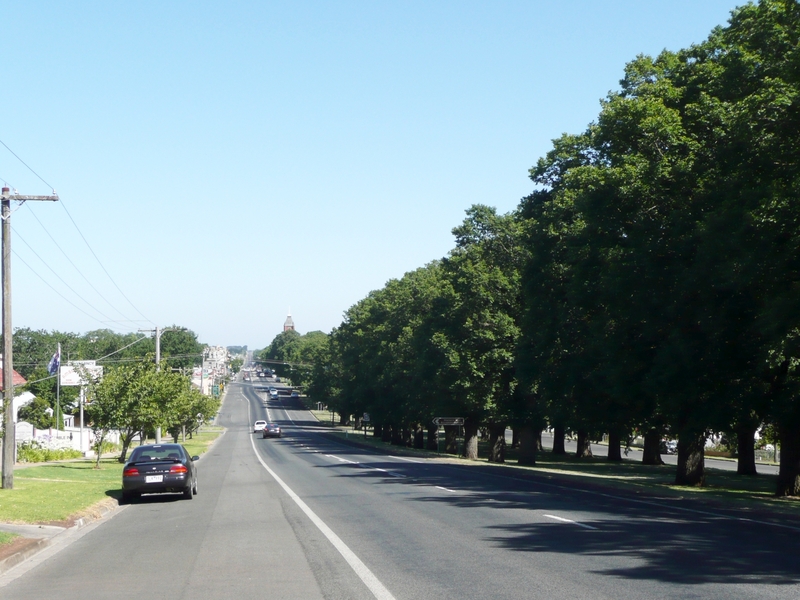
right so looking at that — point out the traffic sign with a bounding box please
[363,413,371,422]
[432,417,464,426]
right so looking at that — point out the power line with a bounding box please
[57,201,155,327]
[12,225,136,331]
[12,249,132,330]
[0,137,155,326]
[23,203,138,324]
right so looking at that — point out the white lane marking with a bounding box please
[435,486,458,493]
[324,455,407,478]
[543,514,598,530]
[249,434,396,600]
[388,456,422,463]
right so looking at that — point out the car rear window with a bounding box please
[130,446,184,462]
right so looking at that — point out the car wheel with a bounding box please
[192,478,198,495]
[183,484,193,500]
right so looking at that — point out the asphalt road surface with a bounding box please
[2,382,799,599]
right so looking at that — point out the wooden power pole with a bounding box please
[2,185,58,489]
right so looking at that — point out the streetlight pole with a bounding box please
[138,326,176,444]
[2,186,58,489]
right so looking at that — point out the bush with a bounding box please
[17,440,83,463]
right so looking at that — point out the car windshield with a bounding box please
[129,446,184,462]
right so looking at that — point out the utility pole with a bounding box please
[138,326,176,444]
[2,186,58,490]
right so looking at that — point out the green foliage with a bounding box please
[17,396,55,429]
[16,440,83,463]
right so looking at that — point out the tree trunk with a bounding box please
[400,426,410,446]
[373,423,383,438]
[576,430,592,458]
[462,420,479,460]
[552,424,566,455]
[536,429,543,451]
[94,431,106,468]
[413,425,424,449]
[426,425,439,451]
[391,425,403,446]
[487,424,506,463]
[676,431,706,486]
[444,426,459,454]
[607,430,622,462]
[642,429,665,465]
[517,426,537,466]
[777,423,800,496]
[118,431,135,463]
[736,423,758,476]
[338,413,349,426]
[511,427,520,449]
[381,424,392,443]
[354,416,363,430]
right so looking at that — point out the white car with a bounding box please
[253,420,267,433]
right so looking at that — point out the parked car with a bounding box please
[262,423,282,438]
[121,444,199,503]
[253,420,267,432]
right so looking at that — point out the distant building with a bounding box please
[284,312,295,332]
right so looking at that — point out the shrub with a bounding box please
[16,440,83,463]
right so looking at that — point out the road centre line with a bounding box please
[543,514,598,530]
[389,456,423,463]
[439,466,800,534]
[248,433,396,600]
[324,454,407,478]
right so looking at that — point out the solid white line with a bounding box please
[388,456,422,463]
[324,454,407,478]
[543,514,598,530]
[435,486,457,493]
[250,435,395,600]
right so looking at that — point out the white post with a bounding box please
[79,386,85,455]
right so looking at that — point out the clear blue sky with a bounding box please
[1,0,742,350]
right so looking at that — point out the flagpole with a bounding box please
[56,342,61,434]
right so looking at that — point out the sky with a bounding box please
[1,0,744,350]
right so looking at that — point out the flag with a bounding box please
[47,349,60,375]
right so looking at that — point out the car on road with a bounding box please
[121,443,199,503]
[253,420,267,432]
[290,390,300,398]
[262,423,282,438]
[269,389,279,399]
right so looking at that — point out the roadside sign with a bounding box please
[363,413,370,422]
[60,361,103,387]
[432,417,464,427]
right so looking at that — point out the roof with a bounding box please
[0,367,27,391]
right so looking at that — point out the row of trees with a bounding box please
[11,326,204,428]
[85,361,220,464]
[258,330,329,388]
[307,1,800,495]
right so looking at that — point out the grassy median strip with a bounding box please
[328,429,800,515]
[0,427,224,525]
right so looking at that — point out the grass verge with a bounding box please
[327,429,800,515]
[0,532,18,547]
[0,427,224,525]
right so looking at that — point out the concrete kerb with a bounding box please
[0,497,120,576]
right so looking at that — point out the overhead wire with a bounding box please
[12,225,137,332]
[12,249,128,329]
[0,137,156,327]
[24,203,140,324]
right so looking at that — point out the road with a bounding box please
[2,380,799,599]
